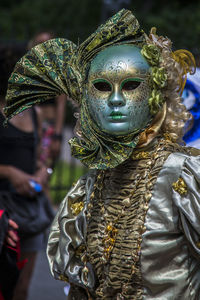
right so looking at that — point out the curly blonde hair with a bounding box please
[144,28,196,143]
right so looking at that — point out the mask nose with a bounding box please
[108,88,126,107]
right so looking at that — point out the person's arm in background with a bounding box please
[34,106,50,188]
[6,219,18,247]
[50,94,67,160]
[0,165,37,196]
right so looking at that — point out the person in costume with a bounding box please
[4,9,200,299]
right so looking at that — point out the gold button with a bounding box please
[196,241,200,249]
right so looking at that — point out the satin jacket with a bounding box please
[47,152,200,299]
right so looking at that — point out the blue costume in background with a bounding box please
[183,68,200,146]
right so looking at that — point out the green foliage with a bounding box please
[0,0,199,59]
[49,160,87,204]
[130,0,200,55]
[0,0,102,42]
[1,0,199,56]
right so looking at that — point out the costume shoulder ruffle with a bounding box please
[171,151,200,260]
[47,171,96,290]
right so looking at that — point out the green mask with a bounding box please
[86,44,151,136]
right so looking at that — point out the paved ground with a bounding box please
[28,249,67,300]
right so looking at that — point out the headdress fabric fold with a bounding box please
[4,38,81,119]
[4,9,152,169]
[5,9,146,119]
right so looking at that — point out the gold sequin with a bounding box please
[100,206,105,214]
[133,151,150,160]
[196,241,200,249]
[81,254,87,263]
[88,203,92,209]
[131,265,136,274]
[103,223,118,260]
[75,244,86,257]
[122,197,131,207]
[90,191,95,200]
[59,274,69,282]
[153,153,159,159]
[172,177,187,196]
[71,201,84,216]
[163,132,174,142]
[82,266,89,284]
[145,193,152,201]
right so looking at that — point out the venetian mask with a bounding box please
[85,44,152,136]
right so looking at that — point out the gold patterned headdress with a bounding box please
[4,10,196,169]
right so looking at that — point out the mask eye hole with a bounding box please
[93,81,112,92]
[122,80,141,91]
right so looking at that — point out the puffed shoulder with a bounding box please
[47,175,87,275]
[171,152,200,260]
[46,170,96,290]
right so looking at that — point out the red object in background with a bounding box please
[0,209,25,300]
[0,289,4,300]
[0,210,4,219]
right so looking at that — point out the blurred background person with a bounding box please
[0,44,54,300]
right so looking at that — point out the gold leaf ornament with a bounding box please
[172,177,188,196]
[71,201,84,216]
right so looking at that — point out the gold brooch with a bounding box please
[71,201,84,216]
[172,177,187,196]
